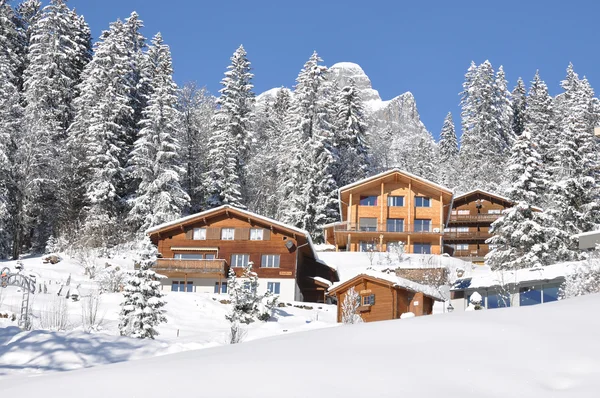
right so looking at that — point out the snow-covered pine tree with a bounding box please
[511,77,527,136]
[525,71,555,175]
[204,45,254,209]
[68,16,142,247]
[545,64,600,258]
[119,237,166,339]
[486,130,556,270]
[495,66,514,149]
[13,0,91,252]
[458,61,512,192]
[334,78,371,187]
[127,33,189,235]
[225,261,272,324]
[438,112,459,188]
[176,83,216,212]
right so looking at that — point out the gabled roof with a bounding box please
[147,205,312,241]
[327,271,444,301]
[453,189,543,211]
[339,168,453,194]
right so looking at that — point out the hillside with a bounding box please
[1,293,598,397]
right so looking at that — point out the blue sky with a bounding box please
[66,0,600,139]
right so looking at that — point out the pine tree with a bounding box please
[511,77,527,136]
[225,261,273,324]
[334,78,371,187]
[525,71,555,171]
[486,130,554,270]
[495,66,514,149]
[127,33,189,235]
[439,112,458,162]
[119,237,166,339]
[204,45,255,209]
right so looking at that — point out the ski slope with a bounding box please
[2,294,599,397]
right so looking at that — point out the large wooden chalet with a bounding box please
[323,169,454,255]
[146,205,337,303]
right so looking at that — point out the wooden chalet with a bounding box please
[327,273,444,323]
[146,205,337,303]
[443,190,521,264]
[323,169,453,254]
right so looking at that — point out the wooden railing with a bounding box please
[451,249,490,258]
[153,258,227,274]
[449,214,501,223]
[333,222,444,234]
[444,231,492,240]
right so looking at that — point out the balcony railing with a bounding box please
[451,249,491,259]
[333,222,444,234]
[449,214,501,223]
[443,231,492,240]
[152,258,227,275]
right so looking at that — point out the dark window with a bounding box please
[542,284,560,303]
[413,243,431,254]
[414,219,431,232]
[415,197,431,207]
[186,282,193,292]
[387,196,404,207]
[214,282,228,294]
[386,218,404,232]
[360,196,377,206]
[171,281,179,292]
[520,286,542,306]
[359,241,377,252]
[214,282,219,294]
[231,254,250,267]
[487,291,510,309]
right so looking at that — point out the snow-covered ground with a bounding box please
[0,254,337,378]
[2,293,599,397]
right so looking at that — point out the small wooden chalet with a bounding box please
[146,205,337,303]
[327,273,444,323]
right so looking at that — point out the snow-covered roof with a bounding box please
[574,230,600,238]
[307,276,332,287]
[451,261,583,290]
[328,270,445,301]
[338,168,453,195]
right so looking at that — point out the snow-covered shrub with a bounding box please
[400,312,415,319]
[466,292,484,311]
[82,291,103,332]
[228,323,248,344]
[341,287,363,324]
[118,238,166,339]
[225,262,274,325]
[96,266,127,293]
[39,297,70,331]
[562,256,600,298]
[74,248,102,279]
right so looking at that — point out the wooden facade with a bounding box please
[328,274,440,323]
[147,206,337,302]
[323,169,453,254]
[443,190,515,264]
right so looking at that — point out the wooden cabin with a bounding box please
[323,169,453,254]
[444,190,518,265]
[146,205,337,303]
[327,273,443,323]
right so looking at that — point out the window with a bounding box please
[221,228,235,240]
[415,196,431,207]
[359,241,377,252]
[214,282,228,294]
[361,294,375,306]
[250,228,264,240]
[386,218,404,232]
[387,241,403,252]
[231,254,250,267]
[267,282,281,294]
[204,253,216,260]
[519,286,542,306]
[457,210,470,215]
[488,209,502,214]
[413,243,431,254]
[414,219,431,232]
[174,253,204,260]
[243,281,257,293]
[387,196,404,207]
[172,281,193,292]
[542,284,560,303]
[261,254,280,268]
[192,228,207,240]
[487,291,510,309]
[359,196,377,206]
[452,244,469,251]
[359,217,378,231]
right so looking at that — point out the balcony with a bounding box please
[152,258,227,276]
[450,249,490,262]
[443,231,492,240]
[333,222,444,234]
[449,214,501,223]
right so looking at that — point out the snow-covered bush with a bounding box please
[228,323,248,344]
[82,291,103,332]
[96,266,127,293]
[466,292,484,311]
[118,238,166,339]
[74,248,102,279]
[341,287,363,324]
[39,297,70,331]
[562,256,600,298]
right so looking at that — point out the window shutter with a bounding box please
[206,227,220,240]
[263,229,271,241]
[185,229,193,239]
[235,227,250,240]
